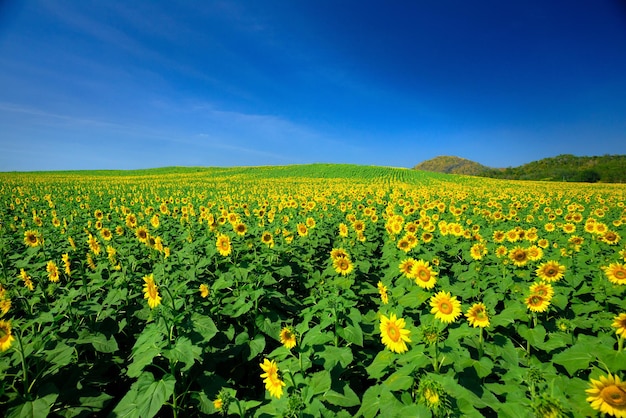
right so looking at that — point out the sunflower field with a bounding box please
[0,164,625,417]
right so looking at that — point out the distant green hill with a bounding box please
[414,154,626,183]
[413,156,490,176]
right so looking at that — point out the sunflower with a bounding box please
[23,230,41,247]
[352,220,365,232]
[338,223,349,237]
[465,302,490,328]
[379,313,411,353]
[296,223,308,237]
[333,257,354,276]
[601,231,621,245]
[125,213,137,228]
[411,260,438,289]
[430,291,462,324]
[213,397,223,411]
[594,222,609,235]
[536,261,565,282]
[470,243,487,260]
[279,327,297,349]
[397,237,411,252]
[19,268,34,291]
[529,282,554,300]
[199,284,209,298]
[100,228,112,241]
[261,231,274,248]
[399,258,417,279]
[506,229,520,242]
[612,313,626,339]
[492,230,505,243]
[0,320,15,352]
[233,222,247,236]
[496,245,508,258]
[135,226,149,243]
[422,232,434,243]
[603,263,626,285]
[537,238,550,249]
[525,294,551,313]
[532,394,566,418]
[216,234,231,257]
[143,274,162,309]
[509,246,529,267]
[586,373,626,417]
[0,299,11,316]
[527,245,544,261]
[417,377,450,416]
[377,281,389,305]
[259,358,286,399]
[330,248,349,261]
[46,260,60,283]
[87,233,101,255]
[306,217,316,228]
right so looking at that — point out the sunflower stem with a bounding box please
[478,328,484,359]
[433,340,440,373]
[170,361,178,418]
[618,336,624,353]
[15,329,30,395]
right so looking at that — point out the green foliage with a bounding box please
[414,153,626,183]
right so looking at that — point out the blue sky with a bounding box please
[1,1,626,171]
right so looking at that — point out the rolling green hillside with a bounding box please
[414,154,626,183]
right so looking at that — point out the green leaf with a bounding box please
[382,371,413,391]
[516,324,546,348]
[248,334,266,360]
[552,341,595,376]
[340,324,364,346]
[90,332,119,353]
[319,345,353,368]
[306,370,331,400]
[355,385,381,418]
[127,324,166,378]
[163,336,202,372]
[111,372,175,418]
[191,313,219,342]
[6,393,58,418]
[490,304,526,328]
[473,356,494,379]
[322,383,360,407]
[256,314,282,340]
[366,350,394,380]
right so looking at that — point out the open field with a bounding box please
[0,164,625,417]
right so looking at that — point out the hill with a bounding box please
[414,154,626,183]
[413,156,490,175]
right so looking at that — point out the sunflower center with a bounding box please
[615,269,626,280]
[529,295,542,306]
[439,301,452,314]
[600,385,626,406]
[418,269,430,281]
[514,252,526,261]
[387,324,400,342]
